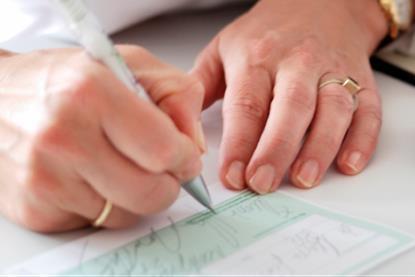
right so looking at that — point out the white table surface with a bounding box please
[1,5,415,275]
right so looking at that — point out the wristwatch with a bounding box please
[378,0,413,38]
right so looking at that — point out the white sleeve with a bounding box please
[0,0,72,44]
[0,0,254,46]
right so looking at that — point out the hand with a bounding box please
[191,0,388,193]
[0,45,205,232]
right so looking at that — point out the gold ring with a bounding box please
[319,76,362,111]
[93,200,112,227]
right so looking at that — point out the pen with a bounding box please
[53,0,214,212]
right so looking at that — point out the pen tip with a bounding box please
[207,206,216,214]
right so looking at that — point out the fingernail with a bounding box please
[346,151,363,173]
[249,164,275,194]
[225,161,246,190]
[297,160,319,188]
[195,121,207,153]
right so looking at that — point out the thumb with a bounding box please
[190,36,225,109]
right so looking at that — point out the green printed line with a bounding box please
[62,191,414,276]
[186,191,255,224]
[253,212,308,239]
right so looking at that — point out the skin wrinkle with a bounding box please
[0,118,22,154]
[0,0,395,232]
[190,0,389,193]
[0,45,204,231]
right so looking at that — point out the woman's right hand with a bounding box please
[0,46,205,232]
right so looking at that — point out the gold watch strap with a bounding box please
[379,0,399,38]
[378,0,413,39]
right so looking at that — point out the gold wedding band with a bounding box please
[93,200,112,227]
[319,76,362,110]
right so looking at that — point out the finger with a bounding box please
[189,37,226,109]
[55,180,140,229]
[25,151,140,229]
[150,75,206,153]
[245,59,321,194]
[9,153,90,232]
[219,62,273,191]
[76,133,183,216]
[99,74,201,179]
[46,181,139,229]
[69,185,140,229]
[118,45,206,151]
[17,188,90,233]
[290,78,354,189]
[336,82,381,175]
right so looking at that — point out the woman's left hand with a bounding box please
[191,0,388,193]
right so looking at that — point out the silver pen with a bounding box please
[53,0,214,212]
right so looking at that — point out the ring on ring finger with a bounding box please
[319,75,362,111]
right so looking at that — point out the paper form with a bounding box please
[5,185,414,276]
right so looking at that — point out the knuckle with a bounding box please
[270,135,296,153]
[50,66,102,114]
[186,76,205,98]
[19,167,57,203]
[31,124,89,164]
[221,135,259,161]
[65,70,101,106]
[15,179,58,232]
[117,44,151,60]
[148,139,181,172]
[71,66,97,88]
[32,124,64,152]
[186,78,205,108]
[159,75,205,103]
[279,83,315,113]
[319,91,354,114]
[313,134,340,154]
[146,71,205,107]
[293,50,319,68]
[134,177,180,214]
[289,37,320,67]
[361,132,378,150]
[226,93,268,122]
[358,106,382,128]
[247,33,279,66]
[356,107,382,144]
[194,35,219,65]
[16,172,77,232]
[177,157,202,181]
[16,202,61,233]
[15,202,44,231]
